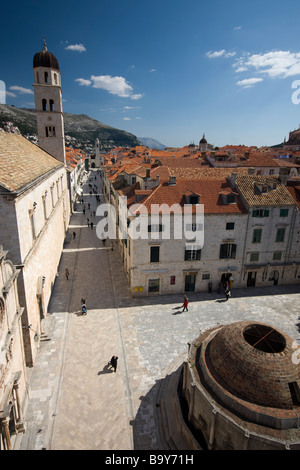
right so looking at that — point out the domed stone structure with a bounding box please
[33,41,60,71]
[181,321,300,450]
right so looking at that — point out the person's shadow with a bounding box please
[97,364,114,375]
[172,306,184,315]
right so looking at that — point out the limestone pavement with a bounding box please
[17,169,300,451]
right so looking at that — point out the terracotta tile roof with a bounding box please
[287,185,300,208]
[235,175,296,206]
[0,132,63,193]
[129,178,246,215]
[169,167,249,179]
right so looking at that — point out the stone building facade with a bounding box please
[0,248,27,450]
[0,132,70,366]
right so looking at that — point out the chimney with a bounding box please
[169,176,176,185]
[146,168,150,178]
[230,172,237,187]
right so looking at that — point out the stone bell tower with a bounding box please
[32,39,66,164]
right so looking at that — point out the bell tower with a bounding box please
[33,39,66,164]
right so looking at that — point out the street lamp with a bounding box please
[22,324,39,342]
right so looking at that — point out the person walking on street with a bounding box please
[182,295,189,312]
[81,303,87,315]
[65,268,70,280]
[109,355,118,372]
[225,288,231,301]
[87,218,90,227]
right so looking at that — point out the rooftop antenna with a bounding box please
[43,37,47,50]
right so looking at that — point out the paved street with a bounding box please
[17,169,300,451]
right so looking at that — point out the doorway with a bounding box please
[185,274,196,292]
[247,271,256,287]
[269,270,279,285]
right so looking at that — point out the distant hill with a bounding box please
[138,137,166,150]
[0,104,141,150]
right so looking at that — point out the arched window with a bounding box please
[45,127,48,137]
[44,71,48,83]
[52,126,56,136]
[42,99,47,111]
[49,99,54,112]
[54,73,57,84]
[36,72,39,83]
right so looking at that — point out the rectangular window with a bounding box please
[29,212,36,240]
[185,245,201,260]
[186,223,203,232]
[276,228,285,243]
[170,276,176,285]
[189,195,199,204]
[280,208,289,217]
[252,209,269,218]
[226,222,235,230]
[42,196,47,220]
[219,243,236,259]
[288,382,300,405]
[148,224,163,232]
[148,278,160,293]
[250,253,259,262]
[273,252,282,261]
[252,229,262,243]
[202,273,210,280]
[150,246,160,262]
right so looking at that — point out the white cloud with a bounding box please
[236,78,264,88]
[6,91,17,98]
[65,43,86,52]
[234,26,242,30]
[149,68,156,72]
[206,50,226,58]
[123,117,131,120]
[9,86,33,95]
[75,74,142,100]
[206,50,236,59]
[235,66,248,73]
[75,78,92,86]
[243,51,300,78]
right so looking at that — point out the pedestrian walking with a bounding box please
[81,297,86,305]
[108,355,118,372]
[225,288,231,301]
[182,295,189,311]
[87,218,90,227]
[81,303,87,315]
[90,222,93,230]
[83,207,85,215]
[73,231,76,240]
[111,241,114,251]
[65,268,70,280]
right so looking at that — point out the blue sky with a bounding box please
[1,0,300,148]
